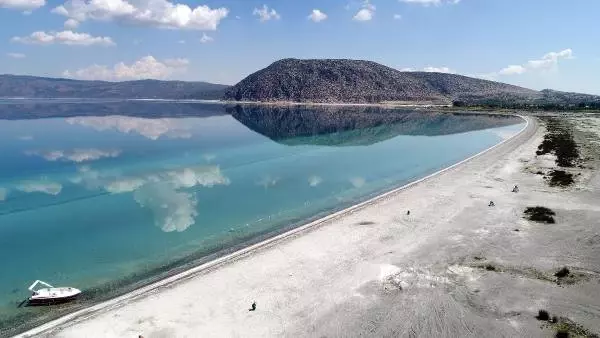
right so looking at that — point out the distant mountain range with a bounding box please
[0,75,228,100]
[224,59,600,108]
[2,60,599,108]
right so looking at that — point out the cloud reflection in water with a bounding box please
[66,116,192,140]
[71,165,230,232]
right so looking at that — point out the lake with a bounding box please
[0,100,524,334]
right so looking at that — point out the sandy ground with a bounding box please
[21,115,600,338]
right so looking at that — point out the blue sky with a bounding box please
[1,0,599,94]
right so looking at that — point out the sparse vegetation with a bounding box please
[537,310,550,321]
[524,206,556,224]
[550,317,600,338]
[555,267,570,278]
[536,118,580,168]
[553,267,588,286]
[485,264,496,271]
[548,170,575,187]
[357,221,376,225]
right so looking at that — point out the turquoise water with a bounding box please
[0,102,523,333]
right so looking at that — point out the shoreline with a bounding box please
[15,115,532,337]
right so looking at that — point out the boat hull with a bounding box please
[27,294,80,306]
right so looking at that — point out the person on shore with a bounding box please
[249,301,257,311]
[488,201,495,207]
[406,210,410,216]
[512,185,519,193]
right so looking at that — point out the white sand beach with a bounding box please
[21,115,600,337]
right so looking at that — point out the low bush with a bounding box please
[555,267,570,278]
[536,118,580,168]
[524,206,556,224]
[537,309,550,321]
[548,170,574,187]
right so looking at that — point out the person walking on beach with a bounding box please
[249,301,257,311]
[512,185,519,193]
[488,201,495,207]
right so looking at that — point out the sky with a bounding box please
[0,0,599,94]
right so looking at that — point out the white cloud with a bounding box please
[62,55,188,81]
[308,175,323,187]
[134,183,198,232]
[527,48,573,70]
[164,58,189,67]
[178,39,185,44]
[257,175,279,188]
[203,154,216,163]
[26,149,121,162]
[399,0,460,6]
[423,66,456,73]
[253,4,280,22]
[0,0,44,10]
[167,167,230,189]
[393,14,402,20]
[350,177,366,188]
[498,65,526,75]
[12,30,115,46]
[308,9,327,23]
[400,66,455,73]
[481,48,574,79]
[102,165,229,194]
[17,180,62,195]
[0,187,7,201]
[52,0,228,31]
[105,178,146,193]
[7,52,26,59]
[101,166,229,232]
[186,166,226,186]
[64,18,79,28]
[66,115,192,139]
[200,33,213,43]
[353,1,375,21]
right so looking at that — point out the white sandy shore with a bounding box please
[20,115,600,337]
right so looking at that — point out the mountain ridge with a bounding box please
[0,74,229,100]
[224,58,600,107]
[2,59,599,108]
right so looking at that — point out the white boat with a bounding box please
[27,280,81,306]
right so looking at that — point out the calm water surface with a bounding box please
[0,101,524,333]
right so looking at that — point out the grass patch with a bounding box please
[548,170,575,187]
[524,206,556,224]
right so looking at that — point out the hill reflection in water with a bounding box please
[228,104,522,147]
